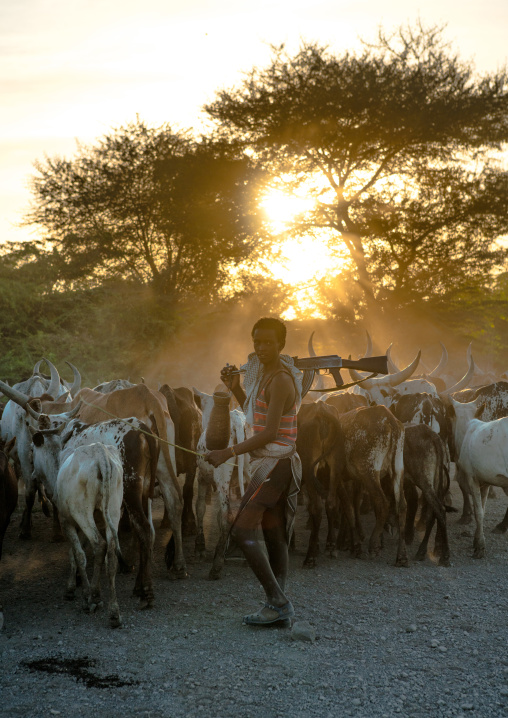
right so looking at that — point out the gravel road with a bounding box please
[1,481,508,718]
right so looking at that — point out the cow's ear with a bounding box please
[32,431,45,447]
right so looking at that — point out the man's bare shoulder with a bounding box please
[269,371,294,396]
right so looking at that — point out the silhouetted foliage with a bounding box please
[206,23,508,318]
[24,120,268,302]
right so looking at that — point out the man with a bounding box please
[205,317,302,626]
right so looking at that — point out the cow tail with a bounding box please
[99,447,129,573]
[310,409,342,475]
[310,409,343,498]
[391,427,405,511]
[153,406,183,502]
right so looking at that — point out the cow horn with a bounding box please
[58,399,82,421]
[347,351,421,389]
[364,330,373,358]
[429,342,448,377]
[33,360,43,375]
[386,344,400,373]
[44,358,61,399]
[65,361,81,397]
[26,399,42,421]
[466,342,483,375]
[308,332,317,357]
[0,378,31,407]
[442,350,475,395]
[0,379,42,420]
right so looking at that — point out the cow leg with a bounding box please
[493,506,508,534]
[105,536,121,628]
[415,513,435,562]
[363,474,388,557]
[335,480,364,558]
[209,491,229,580]
[325,499,337,553]
[456,467,473,524]
[128,499,155,608]
[51,503,64,543]
[158,478,188,579]
[62,521,92,612]
[470,481,487,559]
[404,479,419,545]
[418,483,451,567]
[303,493,322,568]
[79,520,107,611]
[19,475,37,539]
[65,548,78,601]
[209,466,234,580]
[394,472,409,568]
[194,472,208,559]
[182,469,197,536]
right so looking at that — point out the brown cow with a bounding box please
[159,385,202,536]
[327,405,408,566]
[296,402,343,568]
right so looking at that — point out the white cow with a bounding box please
[448,396,508,558]
[193,389,250,579]
[31,435,124,627]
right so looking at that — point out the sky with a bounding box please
[2,0,508,253]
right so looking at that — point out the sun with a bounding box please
[260,188,314,230]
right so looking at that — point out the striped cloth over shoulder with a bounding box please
[252,383,297,447]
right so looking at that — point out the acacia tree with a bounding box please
[205,24,508,320]
[25,119,267,302]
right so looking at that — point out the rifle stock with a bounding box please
[340,356,389,375]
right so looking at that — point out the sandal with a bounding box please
[243,601,295,626]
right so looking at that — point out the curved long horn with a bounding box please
[44,358,61,399]
[308,332,317,357]
[0,379,42,421]
[442,350,475,395]
[65,361,81,397]
[364,330,373,358]
[386,344,400,373]
[58,400,82,421]
[429,342,448,377]
[26,399,42,421]
[466,342,483,375]
[33,360,43,375]
[347,351,421,389]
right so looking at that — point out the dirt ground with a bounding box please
[1,479,508,718]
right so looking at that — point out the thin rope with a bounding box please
[79,398,237,467]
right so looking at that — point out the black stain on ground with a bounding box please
[20,656,138,689]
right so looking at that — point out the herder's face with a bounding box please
[252,328,282,366]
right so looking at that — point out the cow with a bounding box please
[159,385,202,536]
[31,436,125,627]
[449,382,508,525]
[93,380,137,393]
[192,389,249,580]
[403,424,452,566]
[0,381,187,578]
[296,401,343,567]
[32,416,159,606]
[446,396,508,558]
[326,405,408,566]
[322,392,368,413]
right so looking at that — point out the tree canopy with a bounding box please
[24,119,268,302]
[205,24,508,319]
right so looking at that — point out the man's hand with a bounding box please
[205,448,233,468]
[220,364,240,391]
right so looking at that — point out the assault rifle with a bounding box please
[227,354,389,394]
[293,354,389,392]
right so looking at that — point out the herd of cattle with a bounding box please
[1,333,508,629]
